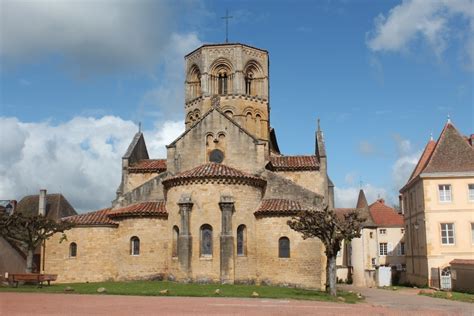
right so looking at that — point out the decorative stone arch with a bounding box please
[193,109,201,119]
[221,105,236,118]
[185,112,194,129]
[209,58,234,95]
[243,60,264,96]
[187,64,202,99]
[243,107,255,134]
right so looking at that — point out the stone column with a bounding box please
[219,195,235,284]
[178,195,193,280]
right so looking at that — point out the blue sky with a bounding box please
[1,0,473,211]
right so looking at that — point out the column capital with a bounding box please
[219,195,234,212]
[178,194,193,210]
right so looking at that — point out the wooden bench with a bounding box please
[9,273,58,288]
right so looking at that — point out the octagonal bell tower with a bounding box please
[184,43,270,141]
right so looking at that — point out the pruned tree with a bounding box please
[0,212,74,273]
[288,204,365,296]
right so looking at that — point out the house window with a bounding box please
[200,224,213,256]
[379,229,386,235]
[371,258,377,267]
[398,242,405,256]
[172,226,179,258]
[369,232,373,238]
[469,184,474,201]
[438,184,452,202]
[278,237,290,258]
[379,242,388,256]
[130,236,140,255]
[237,225,246,256]
[440,223,455,245]
[69,242,77,257]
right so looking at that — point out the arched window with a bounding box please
[130,236,140,256]
[245,73,253,95]
[187,65,201,99]
[200,224,213,256]
[69,242,77,257]
[218,72,228,95]
[172,226,179,258]
[279,237,290,258]
[255,114,262,138]
[237,225,246,256]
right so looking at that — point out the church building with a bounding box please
[43,43,333,289]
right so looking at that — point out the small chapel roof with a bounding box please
[163,162,266,188]
[266,155,319,171]
[254,199,304,217]
[128,159,167,173]
[64,207,117,226]
[64,201,168,226]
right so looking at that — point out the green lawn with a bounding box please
[419,290,474,304]
[0,281,360,303]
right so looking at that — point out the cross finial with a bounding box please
[138,122,142,133]
[317,118,321,132]
[430,132,434,141]
[221,9,233,43]
[447,114,451,124]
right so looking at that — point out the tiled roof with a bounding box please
[423,123,474,173]
[356,189,368,208]
[267,155,319,171]
[369,199,404,227]
[16,194,77,219]
[163,163,266,188]
[450,259,474,266]
[254,199,304,217]
[407,140,436,183]
[64,208,117,226]
[128,159,167,173]
[402,122,474,191]
[108,201,167,219]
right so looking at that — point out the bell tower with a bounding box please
[184,43,270,141]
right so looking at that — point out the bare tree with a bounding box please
[0,212,74,273]
[288,204,365,296]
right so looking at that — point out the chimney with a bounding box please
[39,189,47,216]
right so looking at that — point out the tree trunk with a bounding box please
[26,248,34,273]
[326,255,337,296]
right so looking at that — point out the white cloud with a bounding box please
[0,0,175,75]
[391,134,423,190]
[138,33,202,121]
[0,116,184,213]
[335,184,388,208]
[367,0,474,70]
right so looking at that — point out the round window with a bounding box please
[209,149,224,163]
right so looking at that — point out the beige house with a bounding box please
[336,191,405,286]
[400,120,474,288]
[43,42,334,289]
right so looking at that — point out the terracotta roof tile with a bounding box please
[128,159,167,173]
[64,208,116,226]
[267,155,319,171]
[163,163,266,188]
[369,199,404,227]
[255,199,304,217]
[108,201,167,219]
